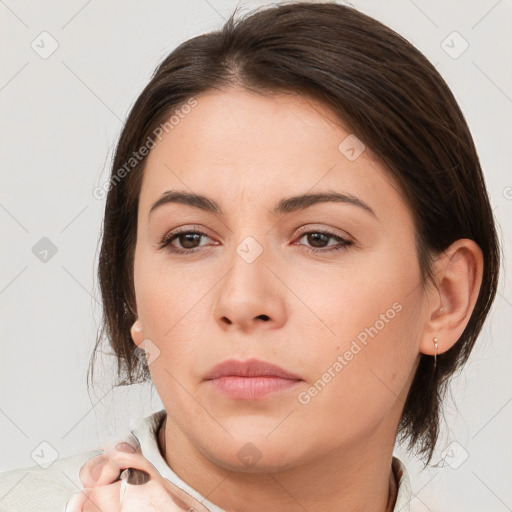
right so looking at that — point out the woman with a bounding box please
[0,2,499,511]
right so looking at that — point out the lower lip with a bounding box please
[206,376,302,400]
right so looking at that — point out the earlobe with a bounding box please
[130,319,144,346]
[419,239,483,357]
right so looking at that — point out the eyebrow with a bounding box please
[149,190,376,219]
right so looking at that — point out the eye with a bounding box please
[158,227,353,255]
[294,229,353,253]
[158,229,213,254]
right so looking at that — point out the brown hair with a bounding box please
[89,2,500,465]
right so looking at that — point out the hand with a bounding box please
[65,437,210,512]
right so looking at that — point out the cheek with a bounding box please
[134,241,205,330]
[298,248,419,357]
[296,254,423,425]
[293,303,420,450]
[133,249,210,377]
[133,258,210,418]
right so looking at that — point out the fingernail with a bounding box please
[116,442,137,453]
[90,458,106,481]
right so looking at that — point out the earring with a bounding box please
[433,337,439,369]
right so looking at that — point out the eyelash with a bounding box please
[158,227,353,255]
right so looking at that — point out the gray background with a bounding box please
[1,1,511,510]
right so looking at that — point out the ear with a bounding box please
[419,239,483,357]
[130,318,144,347]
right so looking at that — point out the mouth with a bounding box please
[203,358,304,400]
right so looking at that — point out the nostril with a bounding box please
[257,314,270,321]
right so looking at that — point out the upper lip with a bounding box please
[204,358,303,381]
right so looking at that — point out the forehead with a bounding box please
[138,89,407,222]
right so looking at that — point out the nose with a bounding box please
[212,239,286,333]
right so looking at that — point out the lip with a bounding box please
[204,358,303,400]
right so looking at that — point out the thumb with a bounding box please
[79,433,141,488]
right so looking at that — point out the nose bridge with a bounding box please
[224,204,272,280]
[223,231,270,302]
[212,227,285,330]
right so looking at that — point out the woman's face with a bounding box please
[133,89,426,471]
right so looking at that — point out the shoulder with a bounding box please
[0,449,103,512]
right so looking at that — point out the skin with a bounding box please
[71,444,206,511]
[120,88,482,512]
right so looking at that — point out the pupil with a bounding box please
[181,233,200,248]
[308,233,327,247]
[178,233,330,250]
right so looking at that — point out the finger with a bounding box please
[79,451,210,512]
[65,487,109,512]
[105,433,141,455]
[79,434,141,487]
[79,454,107,489]
[65,489,88,512]
[119,468,211,512]
[119,459,211,511]
[76,483,123,512]
[68,480,194,512]
[80,451,159,488]
[118,480,193,512]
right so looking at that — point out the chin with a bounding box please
[200,429,307,473]
[209,447,301,474]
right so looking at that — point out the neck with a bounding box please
[158,417,399,512]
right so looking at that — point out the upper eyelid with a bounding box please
[161,226,353,247]
[294,225,351,239]
[162,224,351,239]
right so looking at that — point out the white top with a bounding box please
[0,409,412,511]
